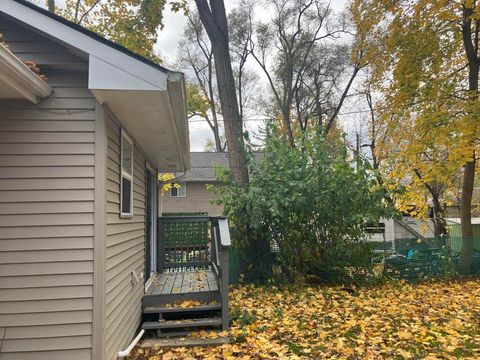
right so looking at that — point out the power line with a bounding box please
[187,109,372,123]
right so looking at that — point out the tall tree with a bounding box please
[179,7,258,152]
[360,75,450,236]
[179,12,225,152]
[459,0,479,273]
[228,0,258,121]
[248,0,363,146]
[194,0,249,185]
[351,0,480,272]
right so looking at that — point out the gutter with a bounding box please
[167,72,190,172]
[0,43,52,103]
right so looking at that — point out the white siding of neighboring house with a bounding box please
[104,110,146,360]
[0,17,95,360]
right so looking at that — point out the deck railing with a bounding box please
[158,216,211,271]
[157,216,231,329]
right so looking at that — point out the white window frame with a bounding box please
[170,181,187,198]
[120,129,134,218]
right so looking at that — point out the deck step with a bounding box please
[142,317,222,330]
[144,304,221,314]
[140,336,229,348]
[155,330,190,338]
[142,291,220,307]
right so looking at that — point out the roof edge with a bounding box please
[10,0,174,75]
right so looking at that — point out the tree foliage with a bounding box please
[351,0,480,271]
[214,126,394,280]
[57,0,167,62]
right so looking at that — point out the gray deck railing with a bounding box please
[157,216,211,271]
[157,216,231,329]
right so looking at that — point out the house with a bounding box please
[366,217,436,245]
[161,152,228,216]
[161,152,262,216]
[0,2,231,359]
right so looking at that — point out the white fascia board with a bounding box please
[88,56,161,92]
[0,43,52,103]
[0,0,168,91]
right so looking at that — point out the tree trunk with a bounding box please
[213,126,223,152]
[459,4,479,274]
[282,107,295,148]
[47,0,55,13]
[195,0,249,185]
[213,46,249,183]
[459,159,476,274]
[431,192,447,238]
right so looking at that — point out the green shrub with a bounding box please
[215,126,395,282]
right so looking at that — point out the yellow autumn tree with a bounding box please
[58,0,167,63]
[158,173,179,194]
[351,0,480,272]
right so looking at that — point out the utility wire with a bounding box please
[187,109,372,122]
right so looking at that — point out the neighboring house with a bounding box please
[367,217,436,245]
[161,152,228,216]
[161,152,262,216]
[0,1,189,359]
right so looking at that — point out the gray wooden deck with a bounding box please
[147,270,218,296]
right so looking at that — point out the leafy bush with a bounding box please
[215,126,395,282]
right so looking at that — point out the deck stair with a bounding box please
[142,217,231,338]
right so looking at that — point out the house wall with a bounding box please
[161,181,223,216]
[0,17,94,360]
[396,217,435,240]
[104,111,146,360]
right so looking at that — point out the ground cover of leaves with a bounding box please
[131,279,480,359]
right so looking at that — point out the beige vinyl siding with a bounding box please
[161,181,224,216]
[104,110,146,360]
[0,17,94,360]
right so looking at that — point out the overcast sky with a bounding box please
[43,0,356,151]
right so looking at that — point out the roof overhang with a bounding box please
[91,72,190,172]
[0,43,52,103]
[0,0,190,172]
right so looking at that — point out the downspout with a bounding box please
[117,329,145,359]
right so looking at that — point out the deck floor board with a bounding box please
[149,270,217,296]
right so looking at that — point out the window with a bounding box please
[120,129,133,217]
[170,182,186,197]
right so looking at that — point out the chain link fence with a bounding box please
[228,237,480,284]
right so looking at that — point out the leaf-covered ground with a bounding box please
[131,279,480,359]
